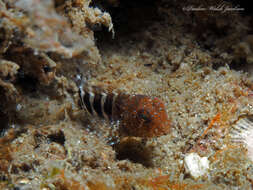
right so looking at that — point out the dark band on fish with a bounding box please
[83,91,93,114]
[79,87,115,121]
[93,93,103,118]
[104,93,114,120]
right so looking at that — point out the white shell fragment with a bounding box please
[230,116,253,162]
[184,153,209,179]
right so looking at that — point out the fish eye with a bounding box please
[137,109,151,123]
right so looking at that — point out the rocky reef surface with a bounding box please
[1,0,253,189]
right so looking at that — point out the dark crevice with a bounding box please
[47,130,66,146]
[229,58,248,72]
[114,138,153,168]
[212,62,226,70]
[34,130,66,149]
[0,109,9,137]
[92,0,161,45]
[15,69,38,93]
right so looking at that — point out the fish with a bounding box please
[78,85,170,138]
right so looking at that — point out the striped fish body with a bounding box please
[79,86,170,138]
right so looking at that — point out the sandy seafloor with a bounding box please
[1,0,253,189]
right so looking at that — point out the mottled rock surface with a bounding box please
[1,0,253,189]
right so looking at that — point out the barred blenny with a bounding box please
[78,85,170,137]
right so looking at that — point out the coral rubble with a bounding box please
[1,0,253,189]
